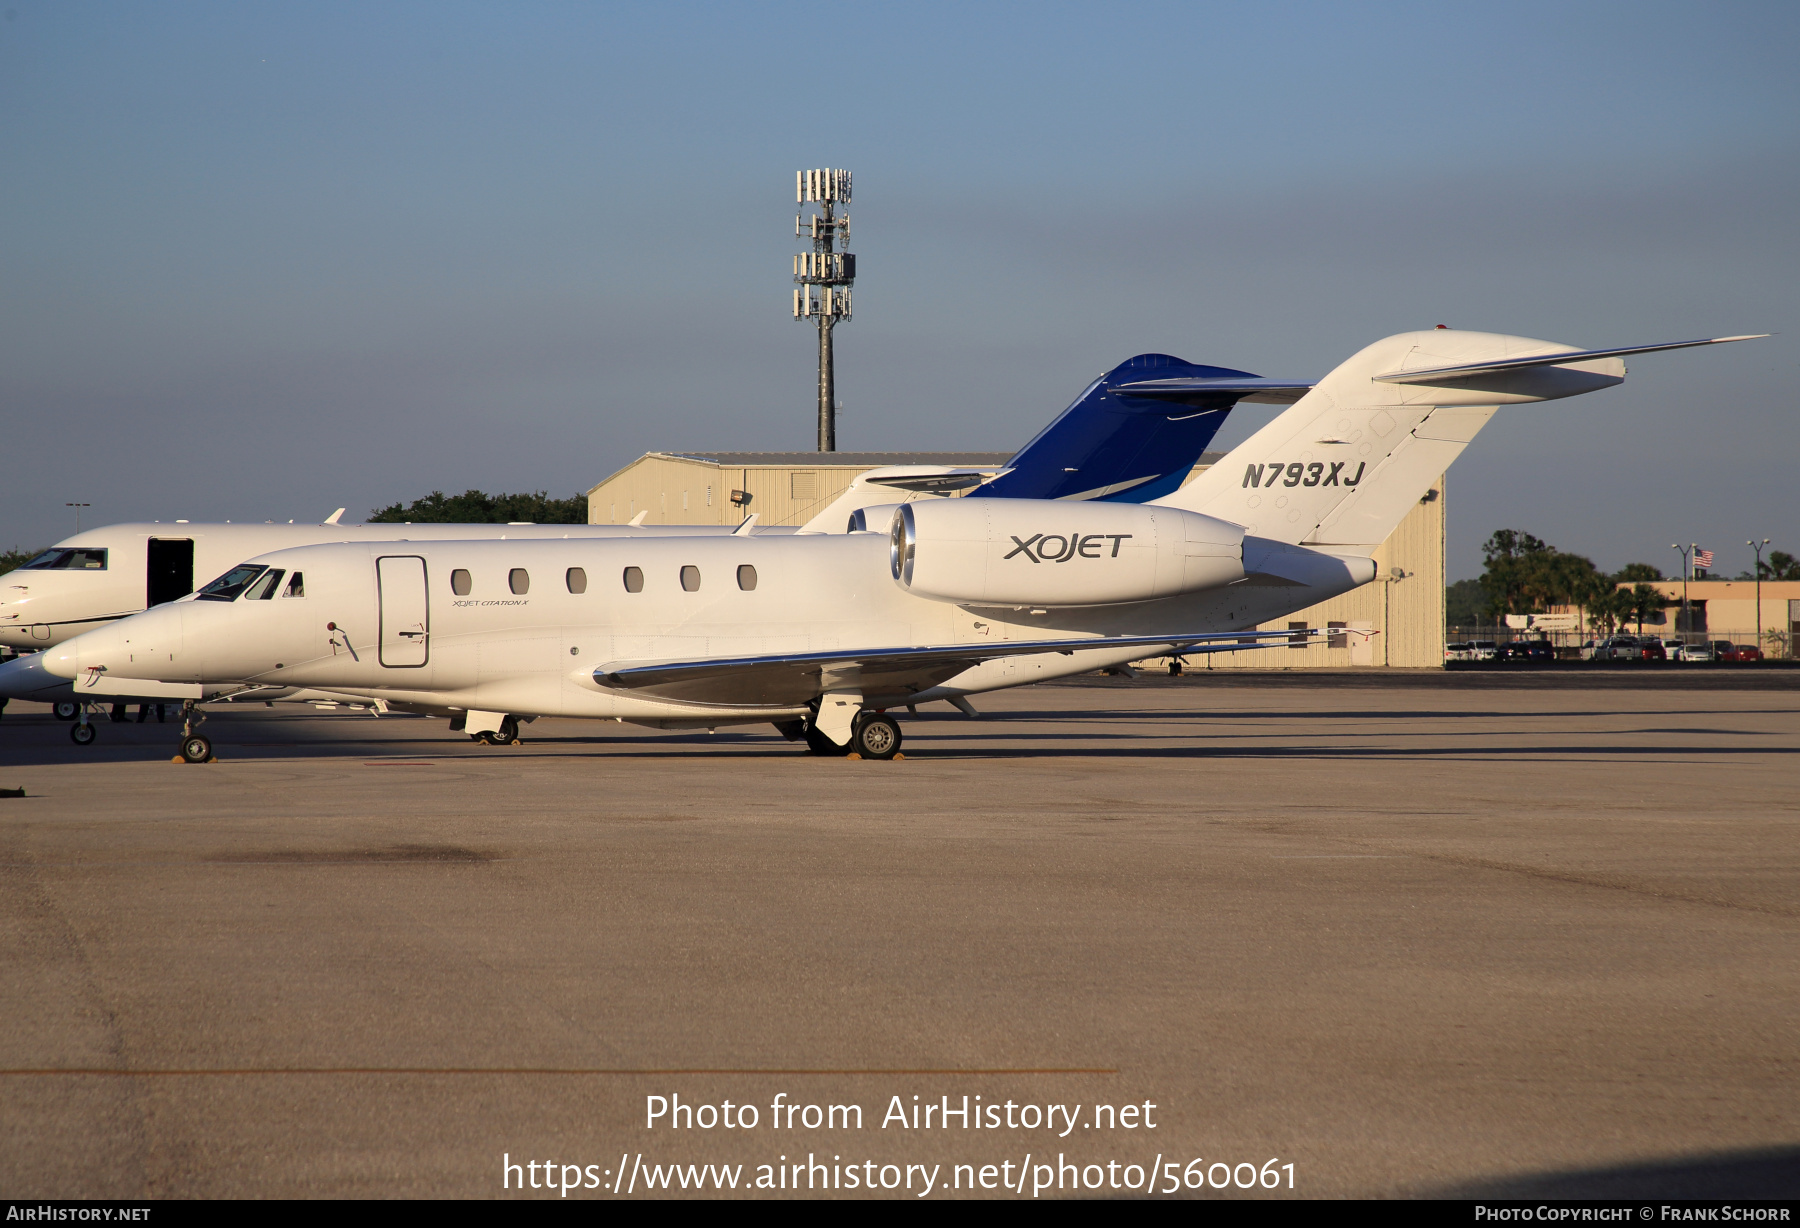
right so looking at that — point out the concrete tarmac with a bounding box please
[1,679,1796,1199]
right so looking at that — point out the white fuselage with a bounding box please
[44,533,1369,727]
[0,520,788,651]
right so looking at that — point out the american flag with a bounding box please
[1695,547,1715,570]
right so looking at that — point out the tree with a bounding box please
[1614,562,1663,582]
[1,547,45,574]
[1759,550,1800,581]
[1445,578,1484,629]
[1589,585,1636,635]
[1624,582,1668,634]
[369,490,587,524]
[1479,529,1553,615]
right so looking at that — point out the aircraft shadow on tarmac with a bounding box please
[1440,1144,1800,1199]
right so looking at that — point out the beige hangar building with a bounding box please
[587,450,1447,669]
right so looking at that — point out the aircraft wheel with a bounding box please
[804,722,850,756]
[70,722,97,747]
[851,714,902,760]
[473,717,519,746]
[54,701,80,721]
[179,734,213,764]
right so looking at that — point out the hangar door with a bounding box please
[377,555,429,667]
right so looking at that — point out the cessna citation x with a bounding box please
[3,352,1294,727]
[40,329,1763,762]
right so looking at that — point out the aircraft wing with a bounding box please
[1373,335,1767,384]
[1107,376,1317,405]
[594,627,1327,707]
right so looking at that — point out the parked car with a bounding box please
[1469,640,1499,662]
[1719,642,1764,663]
[1500,639,1556,662]
[1579,639,1599,660]
[1444,642,1472,663]
[1594,635,1645,662]
[1639,639,1667,662]
[1680,643,1716,663]
[1660,639,1686,660]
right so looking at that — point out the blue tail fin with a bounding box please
[969,354,1295,503]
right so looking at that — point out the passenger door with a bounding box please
[377,556,429,667]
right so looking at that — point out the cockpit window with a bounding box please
[20,548,108,571]
[282,572,305,598]
[243,569,285,601]
[196,564,268,601]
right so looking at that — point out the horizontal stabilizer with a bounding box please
[1108,376,1316,405]
[862,467,1005,493]
[1375,335,1768,385]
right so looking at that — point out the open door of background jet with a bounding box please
[146,538,193,608]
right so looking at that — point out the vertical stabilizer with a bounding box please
[1150,330,1627,553]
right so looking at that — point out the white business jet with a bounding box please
[44,329,1762,762]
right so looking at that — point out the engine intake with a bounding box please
[891,499,1244,607]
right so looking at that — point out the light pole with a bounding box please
[66,502,90,533]
[1750,538,1771,656]
[1671,543,1692,643]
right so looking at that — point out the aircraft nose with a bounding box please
[42,605,187,680]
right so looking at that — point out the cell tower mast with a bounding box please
[793,169,854,452]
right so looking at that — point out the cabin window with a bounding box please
[244,569,285,601]
[21,548,107,571]
[196,565,267,602]
[622,566,644,593]
[450,569,472,596]
[282,572,305,598]
[736,564,757,591]
[509,568,530,595]
[680,565,701,592]
[566,567,587,594]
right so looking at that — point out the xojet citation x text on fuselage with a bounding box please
[43,329,1763,761]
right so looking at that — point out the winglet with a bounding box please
[733,513,759,536]
[628,510,649,526]
[322,508,346,525]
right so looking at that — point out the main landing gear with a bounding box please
[446,712,522,746]
[470,715,520,746]
[804,710,903,761]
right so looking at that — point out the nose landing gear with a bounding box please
[173,700,215,764]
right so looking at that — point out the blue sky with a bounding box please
[3,1,1795,578]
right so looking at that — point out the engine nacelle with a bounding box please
[891,499,1244,607]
